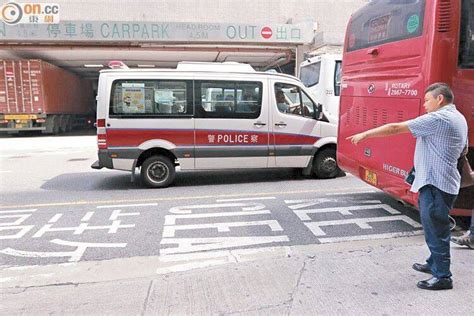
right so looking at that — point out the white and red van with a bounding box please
[92,62,340,188]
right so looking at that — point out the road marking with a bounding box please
[32,220,135,238]
[0,187,381,209]
[0,225,34,239]
[0,209,37,214]
[292,203,401,221]
[0,239,126,262]
[164,210,271,225]
[0,214,32,226]
[97,203,158,209]
[48,213,63,223]
[160,236,289,255]
[305,215,422,236]
[326,190,377,196]
[109,209,140,221]
[162,220,283,238]
[216,197,276,202]
[81,211,94,222]
[318,230,424,243]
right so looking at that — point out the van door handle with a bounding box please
[275,122,287,127]
[254,122,266,127]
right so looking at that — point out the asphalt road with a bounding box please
[0,133,424,267]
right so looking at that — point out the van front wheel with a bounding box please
[313,148,340,179]
[141,155,175,188]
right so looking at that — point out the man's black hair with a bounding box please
[425,82,454,103]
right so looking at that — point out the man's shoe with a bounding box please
[417,277,453,290]
[451,231,473,249]
[412,263,432,274]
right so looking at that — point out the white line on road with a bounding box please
[162,220,283,238]
[48,213,63,223]
[318,230,424,243]
[96,203,158,209]
[216,197,277,202]
[81,211,94,222]
[305,215,422,236]
[1,187,382,209]
[326,190,377,196]
[0,209,37,214]
[164,210,272,225]
[293,204,401,221]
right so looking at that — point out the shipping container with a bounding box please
[0,59,95,133]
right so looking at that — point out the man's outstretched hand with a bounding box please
[346,132,367,145]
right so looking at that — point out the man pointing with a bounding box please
[347,82,468,290]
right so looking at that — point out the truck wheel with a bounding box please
[312,148,340,179]
[140,155,175,188]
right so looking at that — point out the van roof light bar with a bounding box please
[108,61,129,69]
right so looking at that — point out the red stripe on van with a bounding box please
[106,129,319,147]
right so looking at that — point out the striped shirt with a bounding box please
[407,104,467,195]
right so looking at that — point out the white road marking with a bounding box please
[216,197,276,202]
[305,215,422,236]
[0,187,382,209]
[164,210,271,225]
[326,190,378,196]
[169,202,266,214]
[160,236,289,255]
[318,230,424,243]
[109,209,140,221]
[0,239,126,262]
[0,225,34,239]
[48,213,63,223]
[293,203,401,221]
[162,220,283,238]
[96,203,158,209]
[32,220,135,238]
[0,209,37,214]
[81,211,94,222]
[0,214,31,226]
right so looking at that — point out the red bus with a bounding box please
[337,0,473,216]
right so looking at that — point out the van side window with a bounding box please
[195,81,262,119]
[334,61,342,96]
[275,83,314,118]
[458,0,474,68]
[110,80,193,117]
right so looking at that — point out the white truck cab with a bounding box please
[92,61,340,188]
[299,54,342,123]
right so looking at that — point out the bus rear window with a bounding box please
[346,0,425,52]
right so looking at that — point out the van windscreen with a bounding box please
[300,61,321,87]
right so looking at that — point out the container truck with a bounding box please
[0,59,95,134]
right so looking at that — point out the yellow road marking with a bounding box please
[0,187,377,209]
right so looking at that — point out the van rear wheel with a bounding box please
[141,155,175,188]
[313,148,340,179]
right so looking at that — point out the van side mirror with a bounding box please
[313,103,323,120]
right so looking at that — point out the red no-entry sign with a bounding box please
[261,27,273,39]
